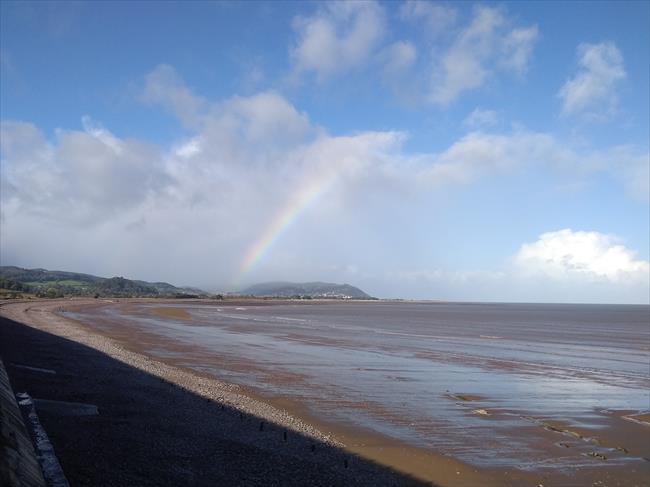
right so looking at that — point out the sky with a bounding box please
[1,1,648,303]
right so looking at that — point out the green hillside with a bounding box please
[242,281,372,299]
[0,266,206,298]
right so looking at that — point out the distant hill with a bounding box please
[0,266,205,298]
[242,281,372,299]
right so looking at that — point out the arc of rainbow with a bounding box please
[233,168,339,288]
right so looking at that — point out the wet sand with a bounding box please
[2,299,649,486]
[151,306,193,321]
[0,299,431,486]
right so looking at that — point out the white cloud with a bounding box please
[499,26,539,74]
[1,119,167,222]
[289,1,386,82]
[287,4,537,106]
[463,108,500,129]
[220,92,314,146]
[377,230,649,303]
[379,41,421,103]
[514,229,649,284]
[600,145,650,202]
[382,40,417,76]
[141,64,208,129]
[619,152,650,202]
[558,42,626,117]
[0,66,409,284]
[1,65,646,296]
[430,6,538,105]
[174,137,201,159]
[423,130,559,185]
[3,88,645,229]
[81,115,124,154]
[400,0,457,35]
[415,129,648,200]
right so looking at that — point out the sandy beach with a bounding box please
[0,299,426,486]
[1,299,648,487]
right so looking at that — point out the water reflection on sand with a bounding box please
[67,301,650,479]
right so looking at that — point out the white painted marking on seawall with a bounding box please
[16,392,70,487]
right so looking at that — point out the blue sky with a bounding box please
[1,1,648,303]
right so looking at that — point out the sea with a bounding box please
[66,301,650,474]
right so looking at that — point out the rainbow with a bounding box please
[233,168,339,287]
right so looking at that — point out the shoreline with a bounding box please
[0,298,430,486]
[2,298,648,486]
[0,299,340,443]
[0,298,506,486]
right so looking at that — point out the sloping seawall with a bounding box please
[0,357,45,487]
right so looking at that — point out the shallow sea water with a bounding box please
[67,302,650,472]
